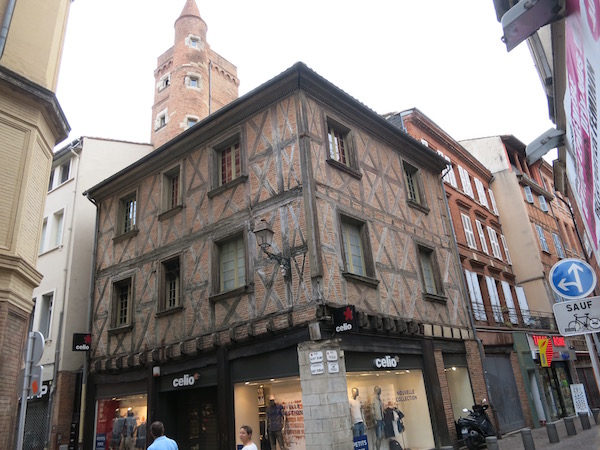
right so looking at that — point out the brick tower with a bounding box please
[151,0,239,147]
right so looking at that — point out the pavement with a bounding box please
[494,416,600,450]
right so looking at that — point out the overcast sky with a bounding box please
[55,0,555,152]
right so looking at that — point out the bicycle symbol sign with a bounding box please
[553,297,600,336]
[549,258,596,300]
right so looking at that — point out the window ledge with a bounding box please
[113,228,139,244]
[156,305,184,318]
[209,284,254,303]
[158,205,183,221]
[406,199,430,214]
[423,293,447,304]
[342,272,379,289]
[108,324,133,335]
[326,159,362,179]
[207,175,248,198]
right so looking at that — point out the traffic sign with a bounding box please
[549,258,597,300]
[553,296,600,336]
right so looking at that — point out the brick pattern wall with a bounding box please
[50,371,78,450]
[0,303,28,450]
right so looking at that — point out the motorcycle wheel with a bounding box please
[464,435,479,450]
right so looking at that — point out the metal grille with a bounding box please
[16,398,48,450]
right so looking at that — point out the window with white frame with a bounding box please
[326,119,356,169]
[219,141,242,186]
[535,224,549,252]
[487,227,502,259]
[48,159,72,191]
[538,195,549,212]
[474,178,489,208]
[461,213,477,249]
[515,286,531,324]
[59,160,71,184]
[500,234,512,264]
[485,276,503,322]
[524,186,534,203]
[475,220,489,254]
[436,151,457,188]
[38,292,53,339]
[500,281,518,324]
[39,208,65,253]
[457,166,474,198]
[218,235,246,293]
[552,233,565,258]
[488,189,499,215]
[465,270,486,321]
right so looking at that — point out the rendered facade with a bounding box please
[83,62,483,450]
[0,1,71,448]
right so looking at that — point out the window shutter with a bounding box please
[488,189,499,215]
[485,276,503,322]
[474,178,489,208]
[501,281,518,324]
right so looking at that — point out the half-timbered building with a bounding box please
[83,62,481,450]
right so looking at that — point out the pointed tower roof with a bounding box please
[177,0,201,22]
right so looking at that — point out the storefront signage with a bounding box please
[95,433,106,450]
[309,351,323,363]
[171,372,199,388]
[373,355,399,369]
[353,434,369,450]
[310,362,324,375]
[328,362,339,373]
[333,305,356,333]
[571,383,591,415]
[531,335,566,347]
[537,338,554,367]
[72,333,91,351]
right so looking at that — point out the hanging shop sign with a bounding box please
[72,333,91,351]
[537,337,554,367]
[333,305,356,333]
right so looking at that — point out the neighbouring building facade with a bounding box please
[27,137,153,450]
[83,62,483,450]
[461,135,582,423]
[388,109,537,434]
[0,1,71,449]
[151,0,239,148]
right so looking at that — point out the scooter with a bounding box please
[455,400,496,450]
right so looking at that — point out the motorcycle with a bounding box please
[455,399,496,450]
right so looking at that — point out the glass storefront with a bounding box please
[444,366,475,422]
[346,369,435,450]
[539,362,575,420]
[94,394,147,450]
[234,377,304,450]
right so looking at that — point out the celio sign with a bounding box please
[172,372,200,388]
[373,355,400,369]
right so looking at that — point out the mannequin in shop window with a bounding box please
[383,402,405,449]
[266,394,287,450]
[372,386,384,450]
[123,409,138,450]
[111,410,125,450]
[349,388,365,437]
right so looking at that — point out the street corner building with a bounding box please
[83,62,484,450]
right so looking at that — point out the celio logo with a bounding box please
[172,373,199,388]
[373,355,399,369]
[336,323,352,332]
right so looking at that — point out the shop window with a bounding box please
[112,277,133,329]
[417,244,443,299]
[216,234,246,293]
[94,395,147,450]
[444,366,475,421]
[160,255,181,311]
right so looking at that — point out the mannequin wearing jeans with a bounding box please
[266,395,287,450]
[372,386,384,450]
[349,388,365,437]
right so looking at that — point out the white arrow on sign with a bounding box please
[558,263,584,293]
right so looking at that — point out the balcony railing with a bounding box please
[471,305,557,331]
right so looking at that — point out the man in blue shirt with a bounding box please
[148,421,178,450]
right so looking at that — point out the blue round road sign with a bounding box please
[549,258,597,300]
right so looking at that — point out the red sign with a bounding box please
[532,335,565,347]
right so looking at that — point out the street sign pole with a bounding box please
[16,332,35,450]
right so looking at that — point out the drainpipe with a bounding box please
[438,173,495,410]
[0,0,17,58]
[80,192,100,448]
[208,60,212,114]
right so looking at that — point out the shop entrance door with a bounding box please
[161,386,218,450]
[484,355,525,433]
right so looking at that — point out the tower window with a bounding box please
[189,37,199,48]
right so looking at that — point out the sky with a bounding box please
[55,0,556,152]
